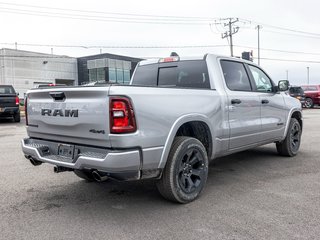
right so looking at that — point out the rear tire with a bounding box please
[304,98,314,108]
[276,118,302,157]
[156,137,208,203]
[74,170,95,182]
[14,112,20,122]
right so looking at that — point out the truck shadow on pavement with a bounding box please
[13,144,305,215]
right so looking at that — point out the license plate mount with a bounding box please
[58,144,75,158]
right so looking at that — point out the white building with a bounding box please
[0,48,77,97]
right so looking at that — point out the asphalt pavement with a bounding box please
[0,109,319,240]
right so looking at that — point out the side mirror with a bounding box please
[16,92,19,96]
[278,80,289,92]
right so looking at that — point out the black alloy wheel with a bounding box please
[276,118,301,157]
[156,137,209,203]
[290,120,301,153]
[177,147,206,194]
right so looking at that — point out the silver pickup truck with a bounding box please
[21,54,302,203]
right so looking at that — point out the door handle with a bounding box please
[231,99,241,104]
[261,99,269,104]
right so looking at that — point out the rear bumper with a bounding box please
[0,106,19,116]
[21,138,142,180]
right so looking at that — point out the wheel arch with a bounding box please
[158,114,214,169]
[283,109,303,138]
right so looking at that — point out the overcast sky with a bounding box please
[1,0,320,85]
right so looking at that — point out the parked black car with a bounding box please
[289,86,306,107]
[0,85,20,122]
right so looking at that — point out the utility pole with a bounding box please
[307,67,310,84]
[221,18,239,57]
[286,70,289,80]
[256,25,262,65]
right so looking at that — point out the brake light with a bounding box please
[25,96,28,126]
[15,96,19,105]
[110,97,136,134]
[159,56,179,63]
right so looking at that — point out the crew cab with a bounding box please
[21,54,303,203]
[0,85,20,122]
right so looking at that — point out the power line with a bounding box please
[239,18,320,39]
[0,3,217,25]
[234,45,320,56]
[1,2,320,38]
[2,54,320,65]
[1,1,320,40]
[260,57,320,64]
[0,2,215,21]
[0,43,230,49]
[0,8,213,25]
[0,6,212,23]
[262,29,320,40]
[3,42,320,57]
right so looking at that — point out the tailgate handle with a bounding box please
[49,92,65,101]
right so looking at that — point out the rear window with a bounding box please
[0,86,15,94]
[131,64,158,86]
[132,60,210,89]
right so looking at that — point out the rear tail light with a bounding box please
[25,96,28,126]
[15,96,19,105]
[110,97,136,134]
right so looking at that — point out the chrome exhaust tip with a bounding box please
[27,156,42,166]
[92,170,108,182]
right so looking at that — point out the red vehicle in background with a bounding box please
[301,85,320,108]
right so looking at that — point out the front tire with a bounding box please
[276,118,302,157]
[156,137,209,203]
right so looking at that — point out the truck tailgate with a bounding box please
[0,94,17,108]
[26,86,112,148]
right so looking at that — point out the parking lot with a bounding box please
[0,109,319,240]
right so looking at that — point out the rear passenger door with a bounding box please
[247,65,286,141]
[220,60,262,150]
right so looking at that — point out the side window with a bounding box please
[248,65,273,92]
[220,60,252,91]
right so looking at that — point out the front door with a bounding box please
[220,60,262,150]
[247,65,286,141]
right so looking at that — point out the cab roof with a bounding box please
[138,53,254,66]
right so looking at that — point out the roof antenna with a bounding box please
[170,52,179,57]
